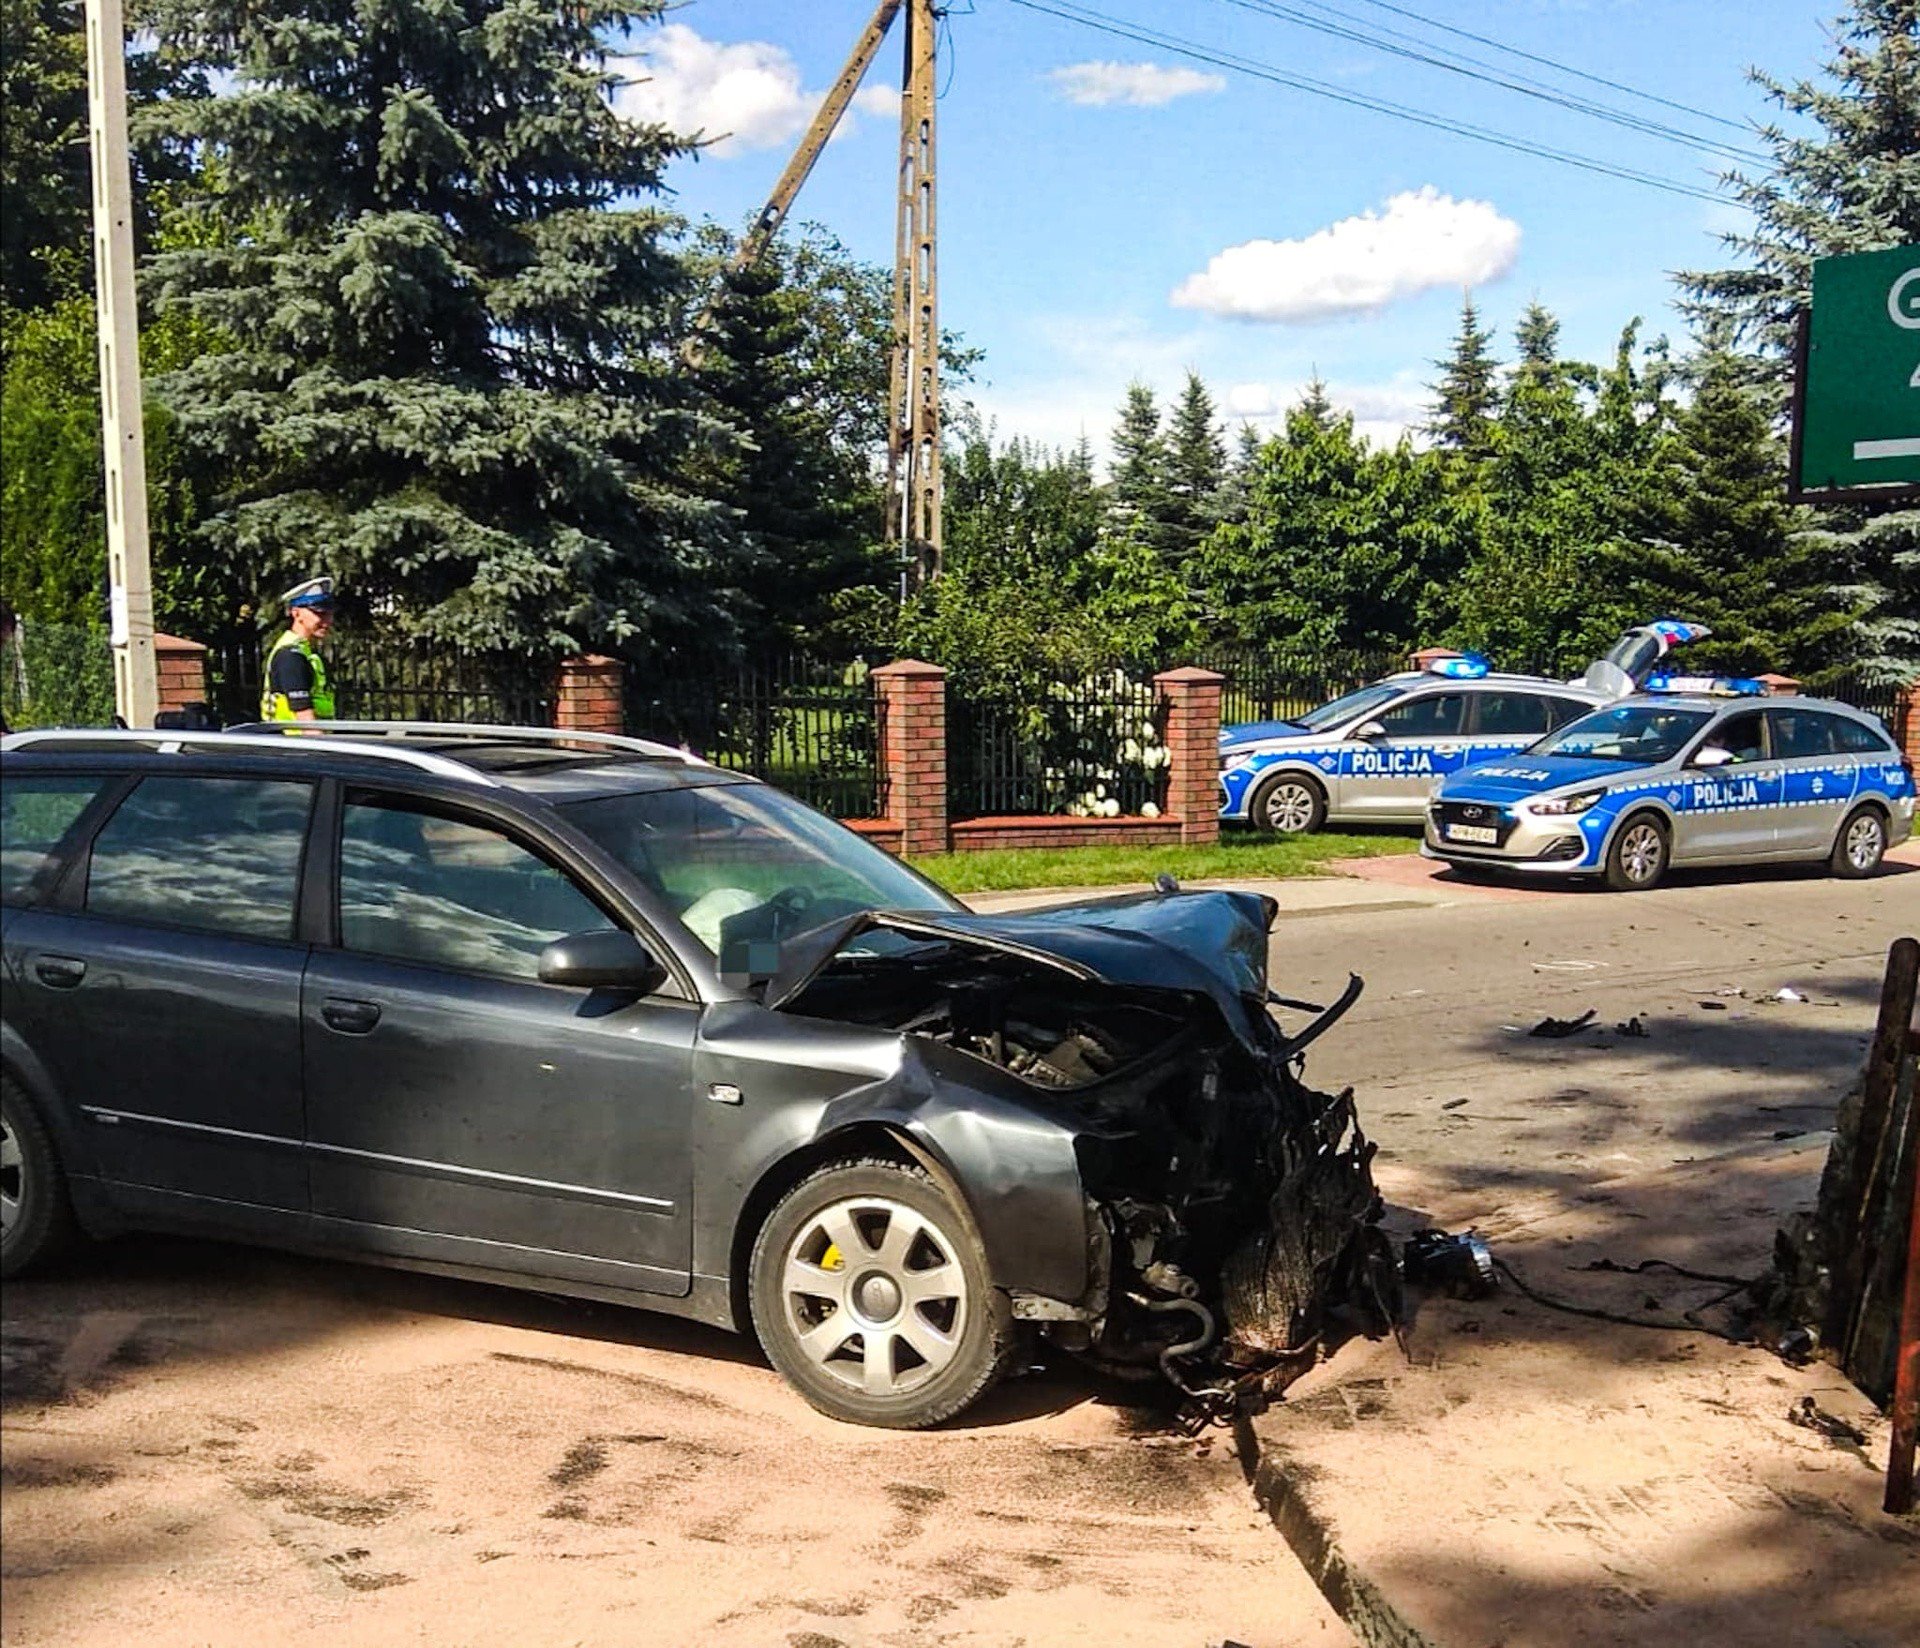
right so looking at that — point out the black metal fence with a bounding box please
[626,653,884,819]
[947,670,1169,819]
[1198,646,1406,728]
[208,632,555,728]
[1816,667,1909,734]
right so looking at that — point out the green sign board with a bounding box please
[1795,242,1920,499]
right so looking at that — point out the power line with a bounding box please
[1215,0,1767,167]
[1339,0,1756,135]
[1004,0,1726,203]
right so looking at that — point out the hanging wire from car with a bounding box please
[1492,1257,1761,1344]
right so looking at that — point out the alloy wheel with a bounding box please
[1263,781,1317,833]
[1846,813,1885,872]
[0,1113,22,1238]
[1619,821,1664,885]
[779,1197,969,1398]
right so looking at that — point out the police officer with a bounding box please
[261,576,337,722]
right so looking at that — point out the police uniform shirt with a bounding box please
[268,643,319,714]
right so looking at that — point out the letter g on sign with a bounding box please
[1890,267,1920,330]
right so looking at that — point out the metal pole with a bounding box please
[83,0,158,727]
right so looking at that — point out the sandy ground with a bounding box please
[1,1243,1351,1648]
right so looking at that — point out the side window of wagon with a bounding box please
[0,772,111,906]
[1473,692,1551,736]
[337,794,615,982]
[1831,715,1897,756]
[86,775,314,941]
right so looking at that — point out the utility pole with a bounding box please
[885,0,942,592]
[83,0,158,726]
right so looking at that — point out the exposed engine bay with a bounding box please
[772,897,1398,1425]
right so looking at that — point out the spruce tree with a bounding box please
[1624,331,1854,672]
[1427,294,1498,461]
[1106,382,1175,553]
[142,0,731,658]
[695,227,890,654]
[1163,371,1226,561]
[1681,0,1919,677]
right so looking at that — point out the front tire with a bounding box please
[1830,806,1887,879]
[1249,771,1327,835]
[749,1158,1014,1429]
[1,1077,76,1279]
[1605,813,1669,892]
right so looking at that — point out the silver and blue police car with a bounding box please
[1423,690,1914,891]
[1213,626,1707,833]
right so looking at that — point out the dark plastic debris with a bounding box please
[1788,1396,1867,1447]
[1402,1229,1497,1298]
[1529,1008,1596,1039]
[1614,1016,1648,1038]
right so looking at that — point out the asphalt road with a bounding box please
[1262,857,1919,1229]
[2,858,1912,1648]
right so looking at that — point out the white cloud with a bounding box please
[1172,187,1521,323]
[613,23,892,157]
[1047,60,1228,107]
[1225,377,1431,449]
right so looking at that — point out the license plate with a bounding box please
[1445,823,1499,845]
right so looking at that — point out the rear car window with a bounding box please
[1767,708,1838,760]
[1832,715,1897,755]
[1544,696,1592,729]
[87,776,312,941]
[1,772,109,905]
[338,797,614,981]
[1377,693,1465,738]
[1473,692,1550,736]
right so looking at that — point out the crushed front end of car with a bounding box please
[763,890,1399,1423]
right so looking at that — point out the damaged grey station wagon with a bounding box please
[0,724,1392,1429]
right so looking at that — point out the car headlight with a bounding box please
[1527,788,1604,816]
[1223,749,1259,771]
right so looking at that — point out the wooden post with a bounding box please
[1888,1110,1920,1515]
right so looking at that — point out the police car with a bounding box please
[1424,691,1914,890]
[1215,640,1661,833]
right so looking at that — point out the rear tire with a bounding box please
[1249,771,1327,835]
[1830,806,1887,879]
[1604,813,1669,892]
[1,1077,76,1280]
[749,1158,1015,1429]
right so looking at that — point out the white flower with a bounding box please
[1100,798,1121,817]
[1141,801,1160,818]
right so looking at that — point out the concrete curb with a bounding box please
[1235,1418,1437,1648]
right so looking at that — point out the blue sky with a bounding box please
[614,0,1832,458]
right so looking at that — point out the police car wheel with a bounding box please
[1251,773,1326,835]
[1830,807,1887,880]
[1605,814,1668,892]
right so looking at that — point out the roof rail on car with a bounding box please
[0,728,501,786]
[226,720,710,767]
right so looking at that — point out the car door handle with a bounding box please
[33,955,87,989]
[321,997,382,1035]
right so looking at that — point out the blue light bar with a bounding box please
[1646,672,1765,697]
[1425,653,1491,679]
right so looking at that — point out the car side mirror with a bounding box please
[1691,745,1735,769]
[1353,720,1387,741]
[538,929,669,993]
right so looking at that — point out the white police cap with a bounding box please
[281,576,336,610]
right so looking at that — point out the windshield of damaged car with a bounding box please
[1295,683,1402,733]
[1531,703,1713,765]
[561,783,955,971]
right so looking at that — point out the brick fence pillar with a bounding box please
[1900,679,1920,772]
[872,659,948,856]
[1156,666,1225,846]
[554,655,624,735]
[153,632,209,715]
[1757,672,1802,696]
